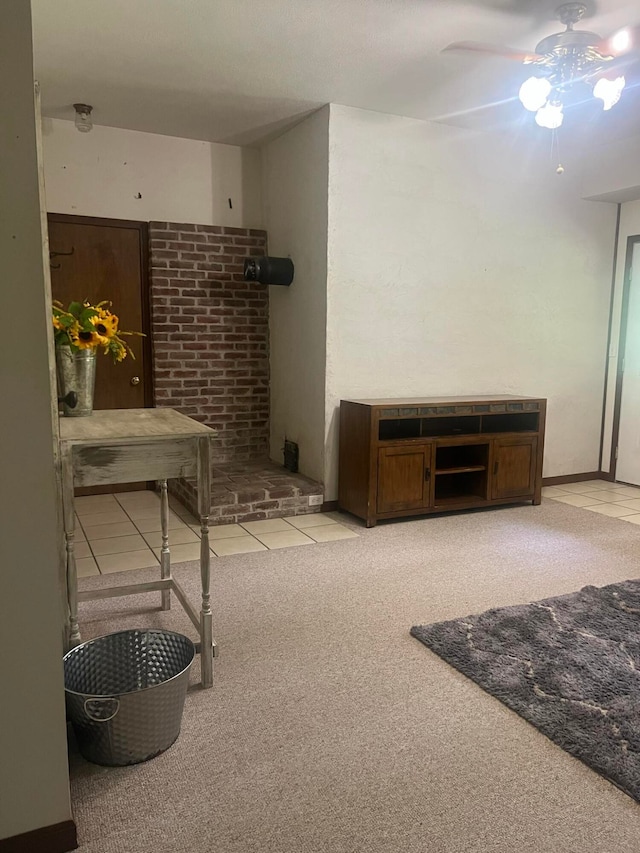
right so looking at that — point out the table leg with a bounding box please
[159,480,171,611]
[62,447,81,647]
[198,436,214,688]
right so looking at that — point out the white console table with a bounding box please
[59,408,218,688]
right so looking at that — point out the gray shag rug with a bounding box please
[411,579,640,802]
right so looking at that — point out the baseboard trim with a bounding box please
[542,471,609,486]
[0,820,77,853]
[321,500,339,513]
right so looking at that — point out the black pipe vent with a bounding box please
[244,256,294,286]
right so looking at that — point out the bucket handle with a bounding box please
[84,697,120,722]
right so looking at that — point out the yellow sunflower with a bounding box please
[70,327,100,350]
[98,309,119,335]
[52,315,64,331]
[89,314,114,344]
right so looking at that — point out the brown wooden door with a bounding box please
[491,437,537,500]
[377,444,432,513]
[48,214,151,411]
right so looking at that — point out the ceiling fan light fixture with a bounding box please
[592,75,626,110]
[609,28,632,54]
[73,103,93,133]
[519,76,552,111]
[535,101,564,129]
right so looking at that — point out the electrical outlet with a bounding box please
[308,494,324,507]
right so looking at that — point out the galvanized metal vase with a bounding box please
[55,345,96,417]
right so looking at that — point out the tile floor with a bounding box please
[73,490,358,577]
[543,479,640,522]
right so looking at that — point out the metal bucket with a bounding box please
[55,345,96,417]
[64,629,195,766]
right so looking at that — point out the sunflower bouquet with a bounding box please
[52,299,143,362]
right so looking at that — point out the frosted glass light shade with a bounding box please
[519,76,551,111]
[593,76,625,110]
[73,103,93,133]
[535,101,563,129]
[610,28,631,54]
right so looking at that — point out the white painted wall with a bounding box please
[42,118,263,228]
[263,107,329,483]
[581,135,640,203]
[324,105,617,498]
[0,0,71,840]
[601,199,640,473]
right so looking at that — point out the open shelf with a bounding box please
[435,465,486,475]
[421,415,481,437]
[436,442,489,471]
[379,418,421,441]
[434,470,488,504]
[378,412,539,442]
[433,494,488,507]
[481,412,539,432]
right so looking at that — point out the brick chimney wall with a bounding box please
[148,222,269,463]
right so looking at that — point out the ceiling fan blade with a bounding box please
[442,41,542,62]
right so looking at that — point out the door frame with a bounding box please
[608,234,640,480]
[47,212,154,408]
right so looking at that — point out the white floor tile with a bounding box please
[133,514,188,533]
[212,536,268,556]
[90,534,149,556]
[77,509,129,527]
[114,490,159,504]
[209,524,246,540]
[76,557,99,577]
[305,525,360,542]
[153,542,203,563]
[283,513,339,529]
[75,494,119,510]
[582,503,637,518]
[180,513,200,526]
[549,494,605,508]
[608,486,640,498]
[240,518,295,534]
[76,503,124,520]
[552,482,608,494]
[541,487,570,497]
[620,514,640,525]
[75,541,92,559]
[83,520,139,540]
[143,528,200,547]
[124,504,166,520]
[584,490,636,503]
[610,499,640,512]
[254,529,315,549]
[96,549,159,574]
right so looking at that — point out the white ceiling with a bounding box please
[31,0,640,146]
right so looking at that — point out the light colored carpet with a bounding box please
[70,501,640,852]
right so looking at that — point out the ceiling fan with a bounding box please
[444,3,639,128]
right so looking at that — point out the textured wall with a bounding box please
[262,106,329,483]
[324,105,617,497]
[42,118,263,229]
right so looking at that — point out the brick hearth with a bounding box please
[170,460,324,525]
[148,220,323,522]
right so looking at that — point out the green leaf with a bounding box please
[79,307,98,325]
[68,301,83,318]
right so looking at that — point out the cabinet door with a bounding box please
[491,437,537,500]
[377,444,432,513]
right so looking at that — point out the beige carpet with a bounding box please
[70,501,640,852]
